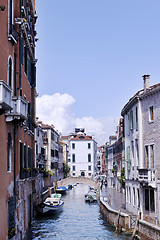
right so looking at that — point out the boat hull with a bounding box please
[36,201,64,216]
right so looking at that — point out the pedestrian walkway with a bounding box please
[101,185,127,212]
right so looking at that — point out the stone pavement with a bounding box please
[101,185,127,212]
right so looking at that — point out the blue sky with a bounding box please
[36,0,160,144]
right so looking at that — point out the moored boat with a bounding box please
[56,186,68,194]
[85,191,97,203]
[36,193,64,215]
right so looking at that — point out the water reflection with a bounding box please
[32,184,130,240]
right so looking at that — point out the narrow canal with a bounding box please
[31,184,130,240]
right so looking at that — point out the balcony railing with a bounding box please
[6,96,27,122]
[138,168,155,186]
[0,80,12,114]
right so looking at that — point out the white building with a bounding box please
[121,75,160,224]
[68,128,97,178]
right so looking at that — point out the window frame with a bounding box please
[7,133,12,172]
[88,154,91,162]
[149,106,154,122]
[8,55,13,89]
[72,154,75,163]
[72,143,75,149]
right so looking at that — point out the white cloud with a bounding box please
[36,93,119,145]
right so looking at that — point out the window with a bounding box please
[8,56,13,88]
[20,142,24,178]
[14,52,17,96]
[150,189,155,211]
[88,166,91,171]
[137,188,140,208]
[51,132,54,141]
[128,114,130,135]
[149,106,154,121]
[150,145,154,168]
[130,110,133,131]
[126,187,128,203]
[72,154,75,162]
[88,173,91,176]
[8,0,13,35]
[131,141,134,159]
[24,46,28,75]
[24,145,27,168]
[135,140,139,166]
[144,146,149,168]
[88,143,91,149]
[136,107,138,130]
[129,187,131,203]
[7,133,12,172]
[72,166,75,171]
[127,146,131,170]
[133,188,135,206]
[145,189,155,212]
[72,143,75,149]
[88,154,91,162]
[73,173,75,176]
[51,149,54,157]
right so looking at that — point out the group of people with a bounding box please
[100,178,107,188]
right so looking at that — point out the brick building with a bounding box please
[0,0,37,239]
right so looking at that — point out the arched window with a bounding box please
[7,133,12,172]
[8,56,13,88]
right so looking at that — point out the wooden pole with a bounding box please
[131,210,140,240]
[115,206,121,236]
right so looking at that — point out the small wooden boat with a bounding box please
[56,186,68,194]
[85,191,97,203]
[36,193,64,215]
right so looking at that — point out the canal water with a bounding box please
[31,184,131,240]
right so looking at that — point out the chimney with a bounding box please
[142,74,150,92]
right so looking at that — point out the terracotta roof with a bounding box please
[70,135,93,141]
[61,136,68,140]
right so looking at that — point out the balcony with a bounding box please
[6,96,27,122]
[138,168,156,187]
[0,80,12,114]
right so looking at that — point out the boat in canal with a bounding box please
[56,186,68,194]
[36,193,64,215]
[85,190,97,203]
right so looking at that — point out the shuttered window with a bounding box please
[127,146,131,170]
[20,142,24,179]
[7,133,12,172]
[8,56,13,88]
[14,52,17,96]
[8,0,13,35]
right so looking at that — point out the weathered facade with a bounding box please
[39,123,60,182]
[0,0,37,239]
[121,75,160,224]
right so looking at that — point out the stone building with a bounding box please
[39,123,60,182]
[121,75,160,224]
[97,145,107,175]
[0,0,37,239]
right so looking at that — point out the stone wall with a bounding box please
[137,220,160,240]
[100,196,130,231]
